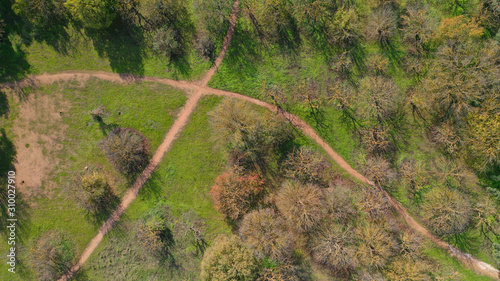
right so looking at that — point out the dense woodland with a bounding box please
[1,0,500,280]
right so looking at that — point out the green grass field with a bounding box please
[0,79,187,280]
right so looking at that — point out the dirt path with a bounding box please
[2,0,498,279]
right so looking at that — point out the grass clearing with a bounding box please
[0,79,186,280]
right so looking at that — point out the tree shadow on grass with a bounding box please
[0,36,30,81]
[222,26,261,81]
[0,89,9,118]
[86,23,145,76]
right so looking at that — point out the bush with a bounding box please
[200,235,261,281]
[362,156,396,187]
[137,214,174,258]
[310,223,358,273]
[100,127,150,175]
[30,231,74,281]
[357,76,401,124]
[421,187,472,236]
[72,172,116,214]
[210,170,265,220]
[239,208,294,260]
[283,146,332,186]
[324,183,358,223]
[383,258,429,281]
[275,181,327,233]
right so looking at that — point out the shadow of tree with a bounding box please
[0,89,9,118]
[86,23,145,76]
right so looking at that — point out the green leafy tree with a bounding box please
[65,0,116,29]
[200,235,261,281]
[100,127,150,175]
[12,0,66,27]
[30,231,74,281]
[275,181,327,233]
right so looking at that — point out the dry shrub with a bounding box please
[355,222,397,268]
[363,156,396,187]
[72,171,117,214]
[100,127,150,175]
[239,208,294,260]
[137,214,174,258]
[30,231,74,281]
[275,181,327,233]
[200,235,261,281]
[283,146,332,186]
[310,223,358,274]
[210,171,265,221]
[421,187,472,236]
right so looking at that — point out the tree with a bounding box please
[355,222,396,268]
[283,146,332,186]
[65,0,116,29]
[310,223,358,273]
[400,5,435,55]
[12,0,66,28]
[419,40,499,122]
[466,103,500,170]
[421,187,472,236]
[72,172,116,214]
[100,127,150,175]
[324,183,358,224]
[275,181,327,233]
[137,214,174,258]
[360,125,393,155]
[364,5,397,46]
[30,231,74,281]
[362,156,396,187]
[193,0,234,44]
[200,235,261,281]
[239,208,294,260]
[209,99,292,173]
[399,157,431,200]
[357,76,401,125]
[383,258,430,281]
[151,26,182,59]
[210,170,265,220]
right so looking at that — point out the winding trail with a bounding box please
[1,0,497,279]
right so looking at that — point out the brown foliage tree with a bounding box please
[210,171,265,220]
[275,181,327,233]
[400,6,435,55]
[283,146,332,186]
[239,208,294,260]
[324,183,358,224]
[362,156,396,187]
[357,76,401,124]
[422,187,472,236]
[200,235,261,281]
[355,222,397,268]
[365,5,397,45]
[310,223,358,273]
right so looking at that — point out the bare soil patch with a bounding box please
[12,91,70,199]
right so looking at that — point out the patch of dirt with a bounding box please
[12,91,70,199]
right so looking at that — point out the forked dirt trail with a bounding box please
[1,0,497,278]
